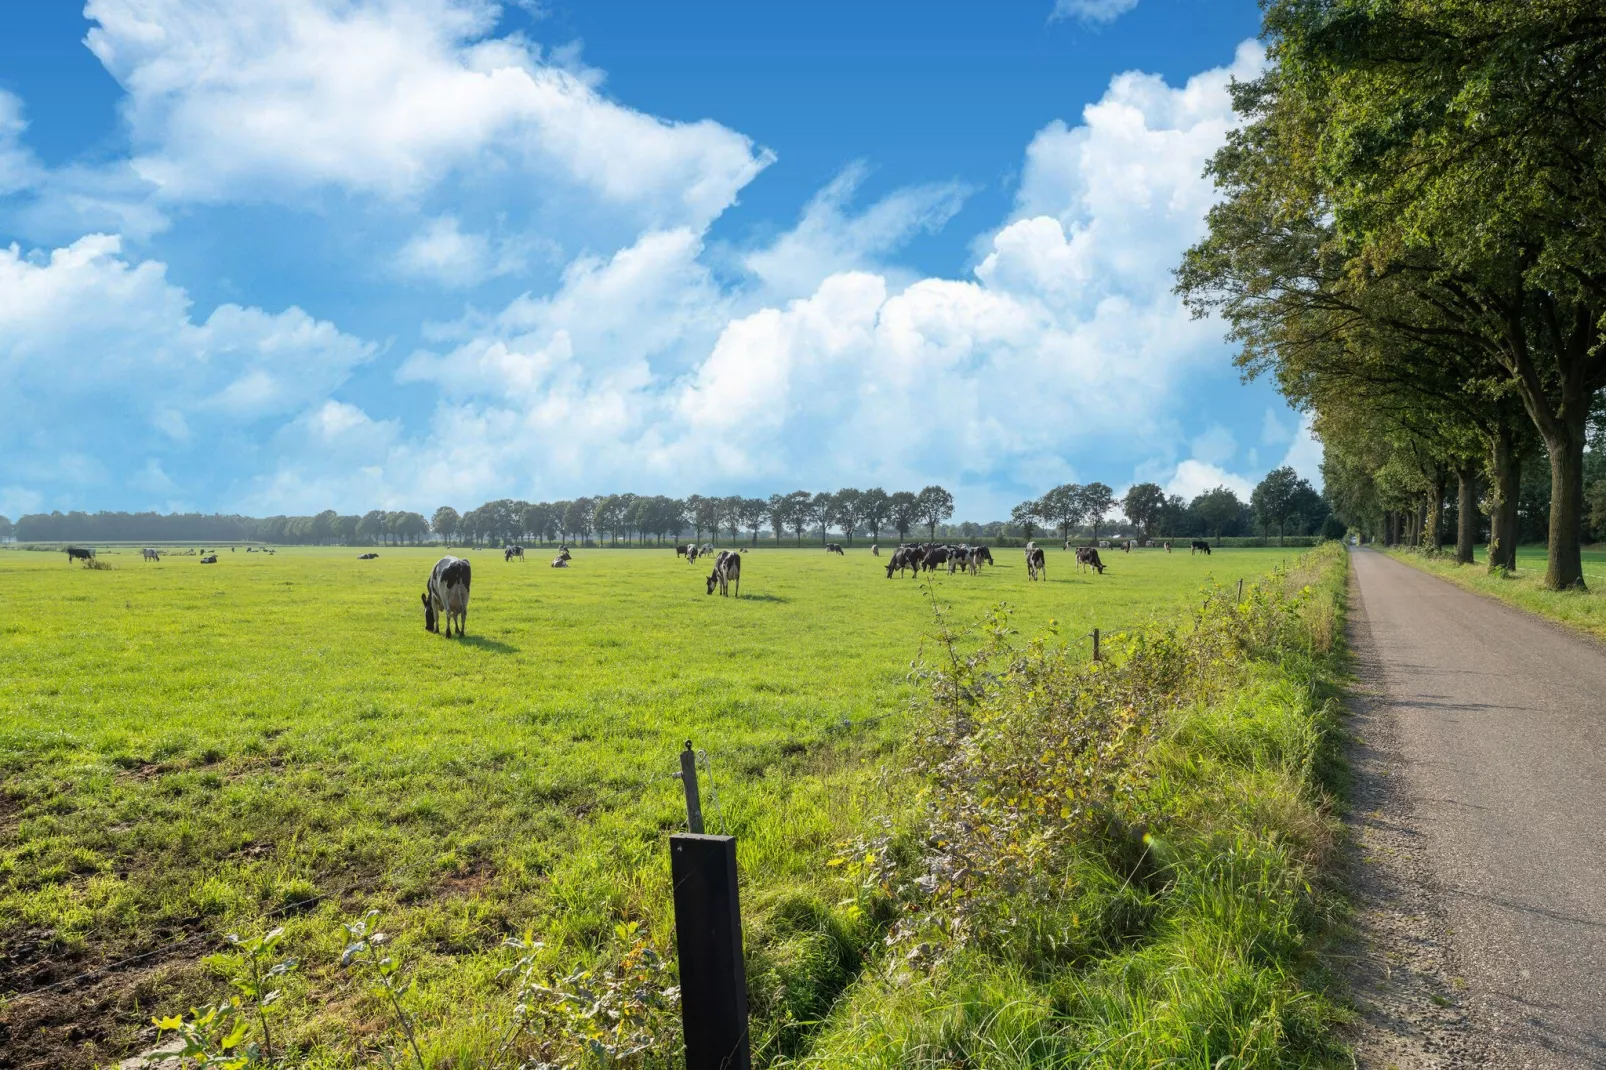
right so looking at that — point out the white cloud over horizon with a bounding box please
[1051,0,1141,26]
[0,1,1305,522]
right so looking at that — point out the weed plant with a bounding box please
[797,544,1351,1068]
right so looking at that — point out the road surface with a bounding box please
[1344,548,1606,1068]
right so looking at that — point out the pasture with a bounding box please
[0,543,1300,1066]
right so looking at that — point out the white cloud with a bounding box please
[743,163,970,299]
[0,91,40,197]
[1261,407,1288,444]
[83,0,771,229]
[233,43,1265,515]
[1166,459,1253,501]
[2,31,1279,520]
[1280,410,1323,488]
[0,234,374,496]
[395,215,534,287]
[1051,0,1140,25]
[1189,424,1237,467]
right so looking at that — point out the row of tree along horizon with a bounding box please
[1176,2,1606,589]
[2,469,1336,547]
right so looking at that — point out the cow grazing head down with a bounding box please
[421,591,438,633]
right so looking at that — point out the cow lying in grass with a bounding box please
[358,552,379,560]
[422,556,472,636]
[706,550,741,597]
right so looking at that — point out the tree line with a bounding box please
[1010,472,1333,547]
[1177,1,1606,589]
[2,468,1338,550]
[5,509,432,546]
[431,487,960,546]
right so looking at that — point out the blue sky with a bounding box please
[0,0,1319,522]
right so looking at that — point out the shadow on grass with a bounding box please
[735,593,789,603]
[460,635,519,654]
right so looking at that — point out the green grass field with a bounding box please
[0,543,1303,1066]
[1387,544,1606,642]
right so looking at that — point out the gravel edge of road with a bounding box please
[1337,552,1496,1070]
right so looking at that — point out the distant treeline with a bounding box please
[2,466,1353,549]
[8,510,430,546]
[1,472,1346,548]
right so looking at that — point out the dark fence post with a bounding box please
[680,740,704,834]
[1091,627,1100,662]
[670,833,751,1070]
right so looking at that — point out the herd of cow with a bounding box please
[58,535,1222,642]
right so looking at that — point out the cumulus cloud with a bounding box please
[0,91,40,197]
[82,0,771,229]
[231,42,1270,515]
[0,235,374,503]
[1280,411,1323,487]
[1166,459,1253,501]
[1050,0,1140,25]
[1,21,1289,519]
[743,164,970,299]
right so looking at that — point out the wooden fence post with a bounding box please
[680,740,704,835]
[670,833,751,1070]
[1091,627,1100,662]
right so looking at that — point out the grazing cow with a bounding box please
[1076,547,1107,575]
[66,546,95,564]
[358,552,379,560]
[826,543,845,555]
[1025,547,1046,581]
[200,554,218,564]
[885,546,914,578]
[1191,540,1211,556]
[871,543,880,556]
[687,545,700,563]
[921,546,950,574]
[675,544,689,558]
[975,546,994,567]
[422,556,472,636]
[1164,541,1171,553]
[142,548,160,562]
[504,545,524,563]
[706,550,741,597]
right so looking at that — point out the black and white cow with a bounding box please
[1025,546,1046,581]
[706,550,741,597]
[1076,547,1106,574]
[675,544,690,558]
[358,552,379,560]
[200,554,218,564]
[422,556,472,636]
[142,548,160,562]
[826,543,845,555]
[66,546,95,564]
[505,545,524,563]
[1191,540,1211,556]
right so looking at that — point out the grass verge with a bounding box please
[1385,545,1606,643]
[791,543,1353,1068]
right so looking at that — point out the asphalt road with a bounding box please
[1346,548,1606,1068]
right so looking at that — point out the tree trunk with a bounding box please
[1456,465,1478,564]
[1543,412,1589,589]
[1488,425,1520,572]
[1426,474,1447,552]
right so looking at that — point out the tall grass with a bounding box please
[791,544,1351,1068]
